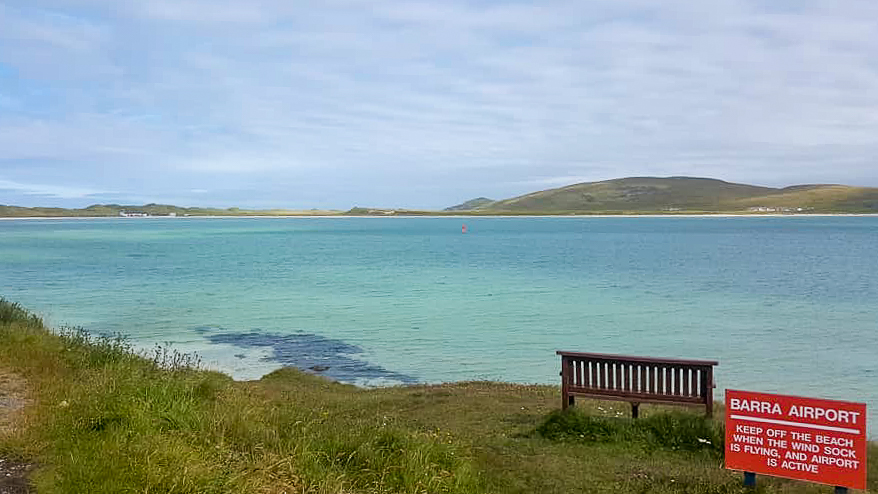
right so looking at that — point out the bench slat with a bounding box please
[656,365,667,395]
[683,367,690,397]
[677,367,684,396]
[698,368,704,397]
[631,364,643,392]
[614,362,622,392]
[593,361,599,389]
[568,387,707,406]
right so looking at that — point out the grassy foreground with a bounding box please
[0,299,874,493]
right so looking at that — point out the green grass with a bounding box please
[536,409,724,453]
[0,298,875,493]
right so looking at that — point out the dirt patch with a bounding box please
[0,459,33,494]
[0,369,32,494]
[0,370,28,435]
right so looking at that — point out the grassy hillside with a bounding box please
[1,299,874,493]
[489,177,773,212]
[484,177,878,213]
[733,185,878,212]
[0,204,341,218]
[444,198,495,211]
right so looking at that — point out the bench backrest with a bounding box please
[557,351,718,403]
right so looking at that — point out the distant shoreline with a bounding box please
[3,213,878,221]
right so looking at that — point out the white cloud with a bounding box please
[1,0,878,208]
[0,178,112,199]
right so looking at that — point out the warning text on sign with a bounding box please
[725,389,867,490]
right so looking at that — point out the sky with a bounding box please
[1,0,877,210]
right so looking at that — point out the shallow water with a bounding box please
[1,216,876,433]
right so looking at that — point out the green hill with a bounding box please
[483,177,878,213]
[444,197,495,211]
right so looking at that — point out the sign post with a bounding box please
[725,389,867,491]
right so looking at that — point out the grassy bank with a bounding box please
[0,299,874,493]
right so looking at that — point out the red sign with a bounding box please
[725,389,867,490]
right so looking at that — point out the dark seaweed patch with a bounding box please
[201,329,416,384]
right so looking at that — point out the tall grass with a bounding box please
[0,299,481,493]
[0,300,42,328]
[536,408,724,454]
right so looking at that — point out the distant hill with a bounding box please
[4,177,878,218]
[0,204,340,218]
[444,197,495,211]
[478,177,878,213]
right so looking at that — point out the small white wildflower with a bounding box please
[697,438,711,444]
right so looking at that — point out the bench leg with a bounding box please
[631,402,639,419]
[568,395,575,408]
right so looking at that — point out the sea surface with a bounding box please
[1,216,876,433]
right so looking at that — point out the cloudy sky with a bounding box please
[1,0,877,209]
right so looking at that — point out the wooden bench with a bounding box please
[557,351,718,418]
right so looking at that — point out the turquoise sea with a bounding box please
[1,216,876,433]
